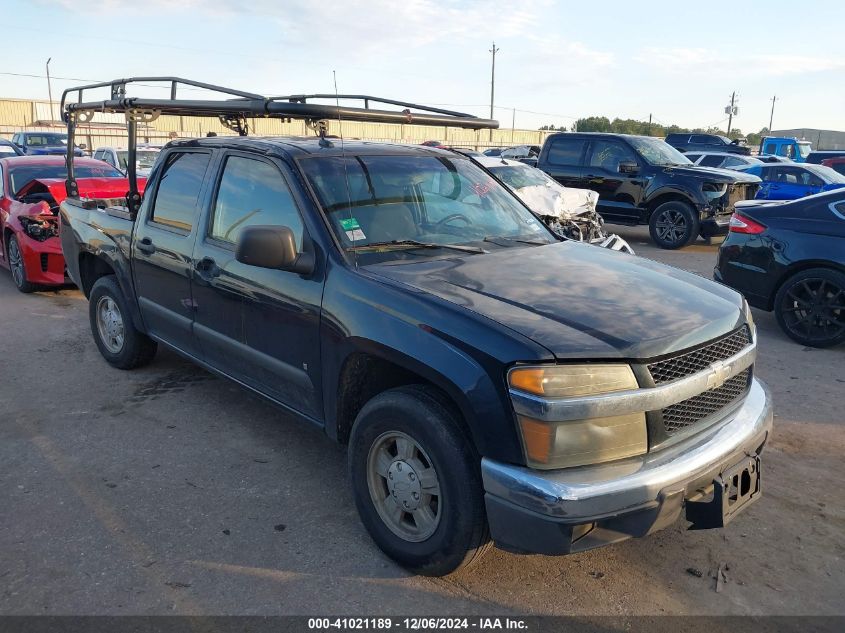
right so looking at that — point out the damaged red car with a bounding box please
[0,156,144,292]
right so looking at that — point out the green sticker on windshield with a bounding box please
[340,218,361,231]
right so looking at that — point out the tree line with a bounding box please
[540,117,770,146]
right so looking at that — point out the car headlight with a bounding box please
[703,182,728,200]
[743,299,756,339]
[508,365,647,469]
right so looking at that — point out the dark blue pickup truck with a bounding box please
[59,78,773,576]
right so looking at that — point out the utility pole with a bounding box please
[511,107,515,143]
[648,113,652,136]
[768,95,777,133]
[45,57,53,121]
[726,91,737,136]
[489,41,499,142]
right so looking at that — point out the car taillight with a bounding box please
[729,213,766,234]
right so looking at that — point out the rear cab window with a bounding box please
[148,151,211,233]
[546,137,587,166]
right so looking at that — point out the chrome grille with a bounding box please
[648,327,752,385]
[661,369,751,434]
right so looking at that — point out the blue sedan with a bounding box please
[737,163,845,200]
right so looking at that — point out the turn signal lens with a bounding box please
[509,364,638,398]
[729,213,766,234]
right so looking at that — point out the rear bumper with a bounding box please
[482,378,773,555]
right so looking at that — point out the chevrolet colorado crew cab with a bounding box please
[537,132,761,249]
[61,134,773,576]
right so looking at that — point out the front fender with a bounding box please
[320,263,550,464]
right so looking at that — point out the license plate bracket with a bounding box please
[686,456,761,530]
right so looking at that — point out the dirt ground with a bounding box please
[1,225,843,616]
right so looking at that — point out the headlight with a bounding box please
[743,299,756,339]
[509,365,647,469]
[703,182,728,200]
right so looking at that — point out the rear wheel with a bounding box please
[7,235,37,293]
[649,201,699,249]
[89,275,158,368]
[348,385,491,576]
[774,268,845,348]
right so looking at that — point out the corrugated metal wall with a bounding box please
[0,97,553,151]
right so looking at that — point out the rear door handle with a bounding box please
[137,237,156,255]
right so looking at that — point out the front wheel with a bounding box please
[89,275,158,368]
[774,268,845,348]
[348,385,491,576]
[7,235,37,293]
[648,201,700,249]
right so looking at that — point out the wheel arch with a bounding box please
[328,339,521,464]
[645,191,697,220]
[768,260,845,311]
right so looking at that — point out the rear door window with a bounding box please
[699,155,724,167]
[691,135,712,144]
[149,151,211,233]
[546,137,587,166]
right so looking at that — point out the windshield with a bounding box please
[10,163,124,195]
[631,137,693,166]
[300,155,554,262]
[798,143,812,159]
[117,150,160,170]
[488,164,555,190]
[27,133,69,147]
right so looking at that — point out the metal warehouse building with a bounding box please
[772,128,845,151]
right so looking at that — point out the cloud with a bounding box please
[636,46,845,77]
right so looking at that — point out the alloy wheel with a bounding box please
[655,209,688,245]
[95,296,125,353]
[8,237,25,288]
[366,430,442,542]
[780,278,845,344]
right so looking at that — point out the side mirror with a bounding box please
[619,161,640,175]
[235,225,314,274]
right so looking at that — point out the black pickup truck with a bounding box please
[537,132,761,249]
[60,78,772,576]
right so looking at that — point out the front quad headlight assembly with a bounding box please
[703,181,728,201]
[508,364,647,470]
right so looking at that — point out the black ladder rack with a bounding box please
[61,77,499,215]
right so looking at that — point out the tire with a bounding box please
[89,275,158,369]
[348,385,492,576]
[648,201,700,249]
[774,268,845,348]
[7,234,37,293]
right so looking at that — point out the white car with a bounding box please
[474,156,633,253]
[92,145,162,177]
[684,152,763,170]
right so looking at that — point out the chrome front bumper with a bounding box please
[482,378,773,554]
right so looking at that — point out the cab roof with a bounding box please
[163,136,473,160]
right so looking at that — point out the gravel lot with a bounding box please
[1,225,843,616]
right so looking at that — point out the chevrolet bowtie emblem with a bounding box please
[706,360,732,389]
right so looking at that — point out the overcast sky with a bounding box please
[2,0,843,133]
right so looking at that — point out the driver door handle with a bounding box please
[195,256,220,280]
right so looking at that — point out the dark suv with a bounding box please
[537,133,761,249]
[665,133,751,156]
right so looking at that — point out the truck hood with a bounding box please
[663,165,762,184]
[17,177,147,206]
[367,242,745,360]
[27,146,85,156]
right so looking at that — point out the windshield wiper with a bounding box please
[483,235,549,246]
[346,239,488,254]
